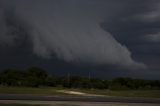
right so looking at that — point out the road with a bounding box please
[0,94,160,104]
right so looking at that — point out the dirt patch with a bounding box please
[56,90,103,96]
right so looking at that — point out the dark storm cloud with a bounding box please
[0,0,146,70]
[100,0,160,73]
[101,0,160,44]
[1,0,160,79]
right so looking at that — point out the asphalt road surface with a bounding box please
[0,94,160,104]
[1,100,160,106]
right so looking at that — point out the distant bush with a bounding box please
[0,67,160,90]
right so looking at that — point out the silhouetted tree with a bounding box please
[0,69,25,86]
[25,67,48,87]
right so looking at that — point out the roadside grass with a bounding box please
[0,87,65,95]
[0,103,80,106]
[0,86,160,98]
[0,104,43,106]
[75,89,160,98]
[0,104,79,106]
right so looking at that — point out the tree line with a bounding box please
[0,67,160,90]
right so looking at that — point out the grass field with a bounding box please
[0,87,64,95]
[0,104,42,106]
[0,104,79,106]
[0,87,160,98]
[77,89,160,98]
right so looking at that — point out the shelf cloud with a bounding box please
[0,0,146,69]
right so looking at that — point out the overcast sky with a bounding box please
[0,0,160,79]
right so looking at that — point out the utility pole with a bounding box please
[67,72,70,87]
[88,71,91,81]
[88,71,91,89]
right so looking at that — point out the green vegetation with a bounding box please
[0,87,160,98]
[0,104,79,106]
[0,87,63,94]
[0,67,160,98]
[79,89,160,98]
[0,104,42,106]
[0,67,160,90]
